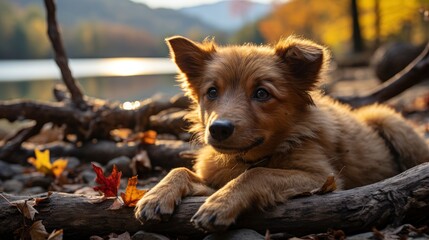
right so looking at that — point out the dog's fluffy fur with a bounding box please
[135,36,429,231]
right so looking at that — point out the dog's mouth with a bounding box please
[209,137,265,153]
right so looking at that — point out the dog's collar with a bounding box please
[237,155,272,170]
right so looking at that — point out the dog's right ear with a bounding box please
[166,36,216,80]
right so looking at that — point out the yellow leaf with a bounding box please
[28,149,52,175]
[28,149,68,178]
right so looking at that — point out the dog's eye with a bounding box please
[253,88,271,101]
[207,87,218,100]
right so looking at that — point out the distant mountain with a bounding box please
[180,0,271,32]
[12,0,219,37]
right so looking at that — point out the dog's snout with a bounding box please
[209,120,234,141]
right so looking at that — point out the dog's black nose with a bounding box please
[209,120,234,141]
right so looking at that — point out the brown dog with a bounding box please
[135,36,429,231]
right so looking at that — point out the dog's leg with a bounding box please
[191,167,327,231]
[135,167,215,223]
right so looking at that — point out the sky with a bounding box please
[132,0,281,9]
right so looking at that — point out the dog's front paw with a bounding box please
[134,187,181,224]
[191,201,237,232]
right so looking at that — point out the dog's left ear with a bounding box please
[275,36,328,90]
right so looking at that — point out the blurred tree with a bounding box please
[257,0,428,56]
[351,0,365,52]
[230,21,265,44]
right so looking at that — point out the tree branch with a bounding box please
[1,163,428,239]
[44,0,88,110]
[0,123,44,160]
[336,42,429,108]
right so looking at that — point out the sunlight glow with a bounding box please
[122,101,141,110]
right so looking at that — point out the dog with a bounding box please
[135,35,429,231]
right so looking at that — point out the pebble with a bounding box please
[81,169,97,184]
[3,179,24,193]
[131,231,170,240]
[106,156,133,177]
[13,172,52,189]
[203,229,265,240]
[64,157,80,169]
[0,160,14,180]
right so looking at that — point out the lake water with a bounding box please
[0,58,182,101]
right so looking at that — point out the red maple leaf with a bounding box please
[92,163,122,197]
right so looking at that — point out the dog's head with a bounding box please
[167,36,328,160]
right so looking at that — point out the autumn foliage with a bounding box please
[259,0,427,54]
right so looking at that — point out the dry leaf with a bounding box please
[2,194,49,220]
[108,198,124,210]
[311,174,337,195]
[113,232,132,240]
[110,128,132,140]
[48,229,64,240]
[120,176,147,207]
[127,130,157,145]
[11,199,39,220]
[92,163,122,197]
[29,220,49,240]
[130,150,152,175]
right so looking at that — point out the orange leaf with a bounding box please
[311,174,337,195]
[92,163,122,197]
[120,176,147,207]
[52,158,68,178]
[127,130,157,145]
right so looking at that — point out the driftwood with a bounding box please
[0,163,428,239]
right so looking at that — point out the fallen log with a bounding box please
[3,140,194,169]
[1,163,428,239]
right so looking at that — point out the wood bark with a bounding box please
[1,163,428,239]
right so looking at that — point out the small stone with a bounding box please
[9,163,25,175]
[64,157,80,169]
[81,170,97,184]
[0,160,14,180]
[106,156,133,177]
[3,179,24,193]
[13,172,52,189]
[131,231,170,240]
[203,229,265,240]
[204,229,265,240]
[347,232,374,240]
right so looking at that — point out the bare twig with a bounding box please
[44,0,88,110]
[0,123,44,159]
